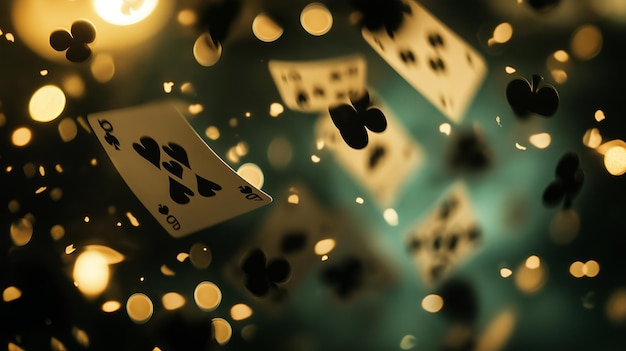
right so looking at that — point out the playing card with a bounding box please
[405,182,482,285]
[87,101,272,238]
[319,214,397,303]
[361,0,487,123]
[268,54,367,113]
[315,94,423,207]
[224,185,334,308]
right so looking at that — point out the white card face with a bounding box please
[405,182,481,285]
[315,96,423,207]
[224,185,334,309]
[362,0,488,123]
[268,54,367,113]
[87,101,272,238]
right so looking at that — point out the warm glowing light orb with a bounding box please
[94,0,158,26]
[252,14,283,42]
[301,3,333,36]
[604,146,626,175]
[29,85,66,122]
[73,250,110,297]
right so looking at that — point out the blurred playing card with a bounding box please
[88,101,272,238]
[405,182,482,285]
[362,0,487,122]
[268,54,367,113]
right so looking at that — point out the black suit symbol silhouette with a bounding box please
[329,90,387,149]
[543,152,584,209]
[50,20,96,63]
[241,249,290,297]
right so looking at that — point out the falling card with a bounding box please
[315,94,423,207]
[405,182,482,285]
[362,0,487,123]
[268,54,367,113]
[87,101,272,238]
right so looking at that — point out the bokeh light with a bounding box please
[237,163,265,189]
[301,3,333,36]
[126,293,154,323]
[230,303,253,321]
[571,24,603,60]
[421,294,444,313]
[212,318,232,345]
[194,281,222,311]
[252,14,283,42]
[94,0,158,26]
[29,85,65,122]
[603,146,626,176]
[10,217,33,246]
[162,292,186,310]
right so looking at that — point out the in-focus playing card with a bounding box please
[405,182,482,285]
[87,101,272,238]
[268,54,367,113]
[315,93,423,207]
[361,0,487,123]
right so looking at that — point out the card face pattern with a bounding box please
[361,0,488,123]
[225,185,334,309]
[88,101,272,238]
[268,54,367,113]
[315,97,423,207]
[405,182,482,285]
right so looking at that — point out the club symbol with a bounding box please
[542,152,584,209]
[329,90,387,149]
[49,20,96,63]
[241,249,290,297]
[506,74,559,117]
[349,0,412,38]
[321,256,364,299]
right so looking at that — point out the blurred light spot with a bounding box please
[212,318,232,345]
[550,209,579,244]
[551,69,567,84]
[162,292,186,310]
[163,81,174,93]
[583,128,602,149]
[496,116,502,127]
[8,199,20,213]
[126,293,154,324]
[3,286,22,302]
[529,133,551,149]
[237,163,264,189]
[40,69,48,76]
[23,162,36,178]
[570,261,585,278]
[400,334,417,350]
[84,245,124,264]
[58,117,78,142]
[227,147,240,163]
[439,122,451,136]
[194,281,222,311]
[29,85,65,122]
[140,276,145,282]
[50,224,65,240]
[229,117,238,127]
[252,14,283,42]
[321,254,329,261]
[90,54,115,83]
[311,154,321,163]
[61,74,86,99]
[188,104,203,115]
[0,112,5,127]
[571,24,603,60]
[314,238,336,255]
[189,243,212,269]
[10,218,33,246]
[65,244,76,254]
[102,300,121,312]
[176,252,189,262]
[595,109,606,122]
[355,197,364,204]
[301,3,333,36]
[504,66,516,74]
[525,255,540,269]
[205,126,220,140]
[553,50,570,62]
[606,288,626,324]
[515,260,546,294]
[269,102,284,117]
[72,326,90,347]
[51,337,67,351]
[94,0,158,26]
[193,32,222,67]
[383,208,399,226]
[288,194,300,204]
[180,82,195,95]
[177,9,197,26]
[12,127,32,146]
[50,187,63,201]
[492,22,513,43]
[244,111,251,118]
[500,268,513,278]
[604,146,626,175]
[8,343,24,351]
[91,158,98,166]
[55,164,64,173]
[267,136,293,169]
[235,142,249,156]
[316,138,325,150]
[73,250,110,297]
[5,165,13,173]
[422,294,444,313]
[38,165,46,176]
[84,216,90,222]
[584,260,600,277]
[5,33,14,42]
[515,143,526,150]
[35,186,47,194]
[230,303,253,321]
[241,325,257,341]
[474,309,516,351]
[126,211,140,227]
[161,264,175,276]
